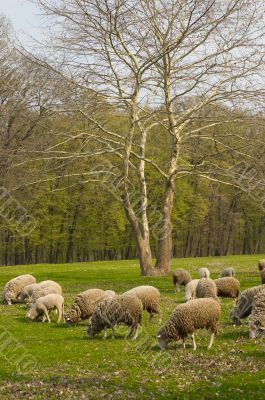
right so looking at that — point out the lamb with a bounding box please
[249,289,265,338]
[258,259,265,271]
[27,294,64,323]
[17,283,40,302]
[184,279,200,302]
[87,294,143,340]
[260,269,265,284]
[172,269,191,292]
[2,274,36,305]
[28,281,62,306]
[214,277,240,299]
[220,267,235,278]
[123,285,161,322]
[64,288,110,325]
[198,268,210,279]
[230,284,265,325]
[157,298,221,350]
[195,278,218,301]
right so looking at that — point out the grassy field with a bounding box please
[0,255,265,399]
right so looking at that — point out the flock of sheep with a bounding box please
[2,260,265,350]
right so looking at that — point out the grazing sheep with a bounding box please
[249,289,265,338]
[258,259,265,271]
[28,281,62,306]
[17,283,40,302]
[214,277,240,299]
[260,269,265,284]
[87,294,143,340]
[195,278,218,301]
[230,284,265,325]
[157,298,221,350]
[123,285,161,322]
[2,274,36,305]
[64,288,107,325]
[198,268,210,279]
[184,279,200,302]
[172,269,191,292]
[220,267,235,278]
[27,294,64,323]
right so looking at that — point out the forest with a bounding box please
[1,1,265,271]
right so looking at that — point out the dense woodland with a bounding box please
[1,3,265,267]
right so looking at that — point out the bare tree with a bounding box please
[22,0,265,275]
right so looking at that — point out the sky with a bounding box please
[0,0,44,43]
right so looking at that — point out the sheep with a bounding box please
[27,281,62,306]
[260,269,265,284]
[258,259,265,271]
[87,294,143,340]
[195,278,218,301]
[123,285,161,323]
[230,284,265,325]
[198,268,210,279]
[27,294,64,323]
[220,267,235,278]
[184,279,200,302]
[64,288,109,325]
[172,269,191,292]
[17,283,40,302]
[248,289,265,338]
[214,277,240,299]
[157,298,221,350]
[2,274,36,305]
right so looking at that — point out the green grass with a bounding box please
[0,255,265,399]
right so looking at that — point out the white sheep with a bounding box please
[157,298,221,350]
[198,268,210,279]
[123,285,161,322]
[28,281,62,306]
[184,279,200,302]
[27,294,64,323]
[2,274,36,305]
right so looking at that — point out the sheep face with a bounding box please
[230,309,241,325]
[27,306,38,321]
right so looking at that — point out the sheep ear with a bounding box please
[157,334,161,339]
[259,326,265,330]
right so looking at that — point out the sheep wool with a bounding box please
[2,274,36,305]
[195,278,218,301]
[214,277,240,299]
[198,268,210,279]
[249,289,265,338]
[220,267,235,278]
[172,269,191,292]
[230,284,265,325]
[64,288,105,324]
[123,285,161,322]
[28,281,62,305]
[88,294,143,340]
[157,298,221,350]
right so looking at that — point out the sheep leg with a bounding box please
[175,284,180,293]
[208,333,215,350]
[149,313,154,323]
[57,306,62,323]
[182,338,185,349]
[158,309,162,324]
[43,309,50,323]
[132,324,140,341]
[191,333,197,351]
[125,326,134,339]
[111,325,116,338]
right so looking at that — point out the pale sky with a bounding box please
[0,0,44,43]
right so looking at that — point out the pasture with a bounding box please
[0,255,265,399]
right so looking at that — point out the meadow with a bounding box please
[0,255,265,399]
